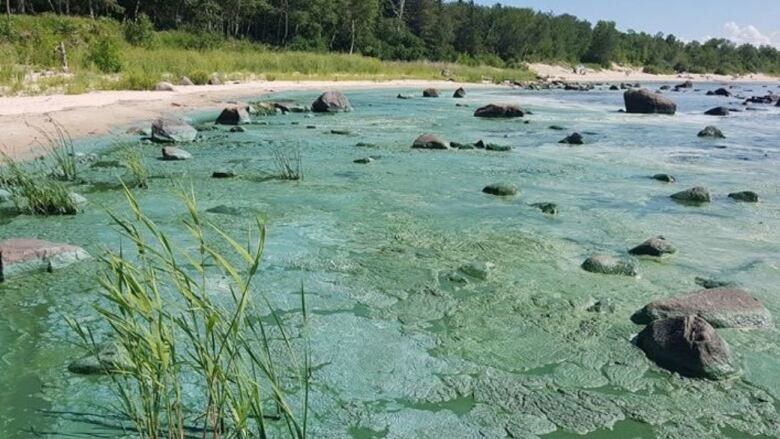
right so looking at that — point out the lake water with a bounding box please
[1,84,779,438]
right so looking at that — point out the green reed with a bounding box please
[68,186,309,439]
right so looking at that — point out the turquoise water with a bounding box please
[1,84,779,438]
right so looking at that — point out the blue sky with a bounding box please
[473,1,780,47]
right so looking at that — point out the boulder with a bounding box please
[453,87,466,98]
[230,126,246,133]
[353,157,374,164]
[0,239,90,281]
[474,104,525,118]
[629,236,677,257]
[708,88,731,97]
[154,81,175,91]
[559,132,584,145]
[636,316,739,380]
[609,85,620,91]
[151,118,197,143]
[412,134,450,150]
[671,187,711,204]
[422,88,440,98]
[652,174,676,183]
[704,106,729,116]
[207,75,222,85]
[179,76,194,86]
[632,288,772,329]
[161,146,192,161]
[0,188,10,203]
[397,93,414,100]
[482,183,518,196]
[728,191,759,203]
[581,255,637,277]
[532,202,558,215]
[676,80,694,89]
[312,91,352,113]
[624,89,677,114]
[698,126,725,138]
[215,106,251,125]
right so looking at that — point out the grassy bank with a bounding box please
[0,14,533,96]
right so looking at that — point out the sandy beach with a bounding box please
[1,66,777,160]
[0,79,486,160]
[528,63,779,84]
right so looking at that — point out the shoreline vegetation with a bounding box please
[2,11,780,98]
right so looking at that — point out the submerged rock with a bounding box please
[397,93,414,100]
[581,255,637,277]
[154,81,175,91]
[628,236,677,257]
[698,126,725,138]
[68,343,130,375]
[485,144,512,152]
[212,169,236,178]
[559,132,584,145]
[453,87,466,98]
[474,104,525,118]
[695,277,737,289]
[0,238,90,281]
[230,126,246,133]
[161,146,192,161]
[632,288,772,329]
[671,187,711,204]
[549,125,566,131]
[412,134,450,150]
[458,261,494,280]
[532,202,558,215]
[311,91,351,113]
[704,106,729,116]
[151,118,197,143]
[728,191,759,203]
[623,89,677,114]
[652,173,676,183]
[215,106,251,125]
[636,316,739,380]
[422,88,440,98]
[482,183,518,196]
[353,157,374,164]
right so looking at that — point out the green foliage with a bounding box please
[67,187,309,438]
[87,37,122,73]
[119,145,148,189]
[123,14,155,47]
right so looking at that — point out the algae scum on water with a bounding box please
[1,84,780,438]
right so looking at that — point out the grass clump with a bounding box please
[271,146,303,181]
[0,156,79,215]
[119,145,149,189]
[28,119,79,181]
[68,187,310,438]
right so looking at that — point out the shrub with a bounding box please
[0,156,79,215]
[87,37,123,73]
[123,14,155,48]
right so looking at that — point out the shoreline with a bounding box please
[0,79,492,160]
[2,68,779,160]
[527,63,780,84]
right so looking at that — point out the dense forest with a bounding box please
[4,0,780,74]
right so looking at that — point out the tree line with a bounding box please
[5,0,780,74]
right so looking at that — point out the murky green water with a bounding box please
[1,85,779,438]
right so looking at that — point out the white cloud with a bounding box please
[723,22,780,47]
